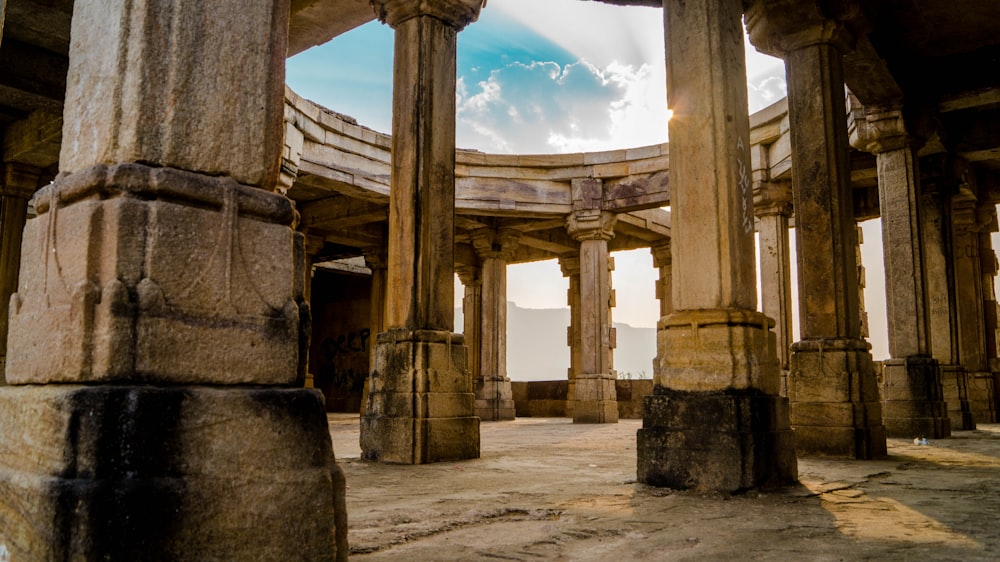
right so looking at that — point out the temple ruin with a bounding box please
[0,0,999,558]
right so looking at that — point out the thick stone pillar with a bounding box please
[951,192,994,424]
[0,1,346,559]
[754,181,794,378]
[471,228,519,421]
[747,2,887,458]
[361,0,482,463]
[0,163,40,383]
[856,107,950,438]
[560,254,583,416]
[638,0,796,492]
[567,208,618,423]
[361,245,389,410]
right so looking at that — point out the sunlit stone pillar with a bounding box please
[471,228,519,421]
[754,181,794,377]
[0,1,346,558]
[747,1,886,458]
[0,163,40,383]
[361,245,389,410]
[560,254,583,416]
[361,0,482,463]
[638,0,796,491]
[855,107,950,438]
[567,207,618,423]
[921,181,974,431]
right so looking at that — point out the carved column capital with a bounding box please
[753,180,794,217]
[745,0,858,56]
[850,105,923,154]
[650,240,672,269]
[301,233,326,260]
[371,0,485,30]
[362,245,389,271]
[455,264,481,287]
[566,210,616,242]
[470,227,521,261]
[1,163,43,199]
[559,255,580,278]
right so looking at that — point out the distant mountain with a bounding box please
[455,302,656,382]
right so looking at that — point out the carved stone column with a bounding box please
[567,206,618,423]
[754,181,794,378]
[747,1,886,458]
[975,203,998,422]
[638,0,795,492]
[0,163,40,383]
[0,1,346,558]
[853,107,950,438]
[361,245,389,410]
[300,232,326,390]
[650,240,673,383]
[471,228,519,421]
[456,263,482,397]
[560,254,583,417]
[360,0,482,463]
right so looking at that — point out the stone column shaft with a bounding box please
[748,5,886,458]
[0,1,346,558]
[457,265,482,381]
[361,246,389,409]
[754,182,794,372]
[361,0,482,464]
[0,163,40,383]
[560,254,583,417]
[638,0,796,492]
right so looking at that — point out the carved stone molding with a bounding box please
[566,210,616,242]
[371,0,485,30]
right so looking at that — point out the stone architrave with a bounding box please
[0,1,346,559]
[637,0,796,492]
[753,180,794,377]
[747,0,887,459]
[920,174,974,429]
[0,163,40,383]
[567,205,619,424]
[360,0,483,464]
[854,107,950,438]
[560,254,583,417]
[470,227,520,421]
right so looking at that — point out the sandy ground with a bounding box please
[328,415,1000,561]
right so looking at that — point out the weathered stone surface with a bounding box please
[967,371,997,423]
[361,329,480,463]
[6,164,305,385]
[940,365,975,430]
[59,0,288,187]
[0,385,345,560]
[637,389,797,492]
[880,357,951,438]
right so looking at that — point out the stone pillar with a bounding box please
[650,240,673,382]
[361,0,482,463]
[855,107,950,438]
[951,192,993,424]
[456,263,482,396]
[361,245,389,410]
[638,0,796,492]
[567,208,618,424]
[754,181,794,378]
[975,203,998,422]
[300,232,325,389]
[471,228,519,421]
[747,2,887,458]
[0,1,346,559]
[560,254,583,416]
[0,163,40,383]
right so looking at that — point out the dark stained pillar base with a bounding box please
[0,385,345,560]
[880,356,951,439]
[789,339,887,459]
[361,329,480,463]
[637,389,798,492]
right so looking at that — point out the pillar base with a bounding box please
[0,385,345,560]
[967,371,997,423]
[940,365,975,430]
[475,377,516,421]
[880,356,951,439]
[573,373,618,423]
[637,389,798,492]
[789,339,887,458]
[361,329,480,463]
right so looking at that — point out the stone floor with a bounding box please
[328,414,1000,561]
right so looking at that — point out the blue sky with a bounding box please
[284,0,898,361]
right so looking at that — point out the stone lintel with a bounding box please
[372,0,484,30]
[657,309,779,394]
[637,389,797,492]
[0,385,344,560]
[362,329,479,463]
[788,342,887,458]
[880,356,950,438]
[7,163,305,386]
